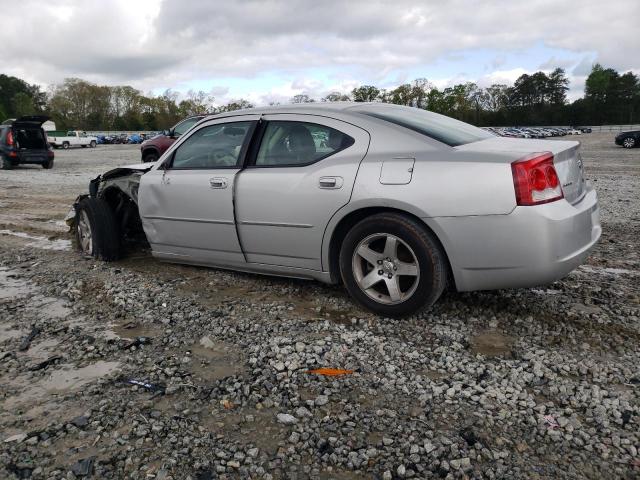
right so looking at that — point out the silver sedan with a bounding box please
[71,103,601,316]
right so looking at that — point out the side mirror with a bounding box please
[163,129,172,137]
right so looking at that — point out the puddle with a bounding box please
[579,265,639,276]
[2,361,121,410]
[41,361,120,392]
[531,288,563,295]
[188,339,246,382]
[0,229,71,251]
[109,322,161,340]
[469,331,515,358]
[19,338,61,360]
[0,267,37,300]
[0,327,27,343]
[31,295,72,320]
[200,409,286,453]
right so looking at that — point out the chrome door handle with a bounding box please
[209,177,228,189]
[319,176,343,189]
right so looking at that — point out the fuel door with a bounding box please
[380,157,415,185]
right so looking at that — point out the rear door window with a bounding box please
[254,121,354,167]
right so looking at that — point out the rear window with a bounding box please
[352,104,493,147]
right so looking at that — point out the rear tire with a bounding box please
[42,158,54,169]
[142,151,159,163]
[622,137,636,148]
[1,156,14,170]
[90,141,96,148]
[62,142,70,149]
[74,197,122,261]
[339,213,447,317]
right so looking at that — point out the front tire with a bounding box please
[90,141,96,148]
[62,142,70,149]
[74,197,122,261]
[42,158,54,169]
[623,137,636,148]
[142,151,159,163]
[339,213,447,317]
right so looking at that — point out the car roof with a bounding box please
[206,101,393,120]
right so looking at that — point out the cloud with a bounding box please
[0,0,637,102]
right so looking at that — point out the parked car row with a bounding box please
[96,132,159,145]
[483,126,592,138]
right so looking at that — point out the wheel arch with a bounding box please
[99,184,147,245]
[141,145,160,158]
[324,204,456,289]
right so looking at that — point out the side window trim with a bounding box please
[246,120,355,169]
[165,120,258,171]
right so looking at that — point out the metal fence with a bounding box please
[583,125,640,133]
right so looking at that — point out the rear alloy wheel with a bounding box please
[623,137,636,148]
[90,140,96,148]
[62,142,70,149]
[74,197,122,261]
[340,213,447,317]
[142,151,159,163]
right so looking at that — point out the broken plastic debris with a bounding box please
[70,456,95,477]
[126,379,166,393]
[221,399,234,409]
[121,336,152,350]
[306,368,354,376]
[19,327,40,352]
[543,414,560,429]
[28,355,62,371]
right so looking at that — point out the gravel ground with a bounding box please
[0,135,639,479]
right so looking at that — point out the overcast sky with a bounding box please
[1,0,638,106]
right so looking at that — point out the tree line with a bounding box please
[1,64,639,131]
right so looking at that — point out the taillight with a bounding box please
[6,130,13,146]
[511,152,564,206]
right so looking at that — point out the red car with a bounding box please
[140,115,205,163]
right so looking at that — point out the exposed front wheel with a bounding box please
[90,141,96,148]
[339,213,447,317]
[74,197,122,261]
[62,142,70,149]
[623,137,636,148]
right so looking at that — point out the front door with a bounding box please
[235,114,370,271]
[139,117,257,266]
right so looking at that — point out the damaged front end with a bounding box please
[66,163,154,245]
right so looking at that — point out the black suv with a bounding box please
[615,130,640,149]
[0,116,55,169]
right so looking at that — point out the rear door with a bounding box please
[234,114,370,271]
[139,116,259,266]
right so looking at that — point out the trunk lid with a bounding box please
[456,137,586,204]
[10,115,50,129]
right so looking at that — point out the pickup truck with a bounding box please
[47,130,98,149]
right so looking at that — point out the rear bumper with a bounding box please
[429,186,601,292]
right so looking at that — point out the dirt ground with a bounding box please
[0,134,639,479]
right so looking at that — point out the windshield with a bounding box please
[351,104,494,147]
